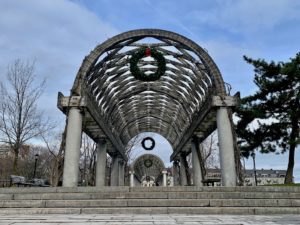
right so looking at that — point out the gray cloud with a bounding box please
[0,0,118,124]
[187,0,300,34]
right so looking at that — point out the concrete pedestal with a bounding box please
[118,159,125,186]
[179,155,188,186]
[192,142,203,186]
[172,161,180,186]
[95,139,107,187]
[63,107,83,187]
[110,156,119,186]
[162,170,168,187]
[129,171,135,187]
[217,107,237,186]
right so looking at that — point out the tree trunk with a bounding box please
[284,118,298,184]
[51,159,59,186]
[13,148,19,174]
[285,146,295,184]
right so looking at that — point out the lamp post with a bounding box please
[251,152,257,186]
[33,154,39,179]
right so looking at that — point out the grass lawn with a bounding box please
[265,183,300,186]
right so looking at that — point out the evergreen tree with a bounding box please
[236,53,300,184]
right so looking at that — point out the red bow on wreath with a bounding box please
[145,48,151,57]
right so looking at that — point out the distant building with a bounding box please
[205,168,287,186]
[0,145,10,158]
[0,144,30,159]
[244,169,286,186]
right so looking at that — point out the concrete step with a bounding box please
[1,186,300,194]
[3,191,300,201]
[1,199,300,208]
[0,186,300,214]
[0,207,299,215]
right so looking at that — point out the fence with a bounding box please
[0,179,10,187]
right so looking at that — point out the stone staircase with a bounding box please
[0,186,299,214]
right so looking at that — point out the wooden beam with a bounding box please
[84,93,127,160]
[170,95,213,161]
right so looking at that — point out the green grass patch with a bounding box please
[264,183,300,186]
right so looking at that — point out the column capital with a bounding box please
[57,92,87,112]
[212,95,239,107]
[173,161,179,166]
[110,152,121,158]
[98,137,107,145]
[191,135,200,144]
[180,152,186,158]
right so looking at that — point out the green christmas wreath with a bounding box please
[130,47,166,81]
[144,159,153,168]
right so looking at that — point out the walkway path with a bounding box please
[0,214,299,225]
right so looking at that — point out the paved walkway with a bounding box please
[0,214,299,225]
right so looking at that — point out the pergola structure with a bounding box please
[58,29,239,187]
[131,154,166,187]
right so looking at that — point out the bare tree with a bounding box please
[201,132,219,169]
[188,132,219,182]
[125,134,143,164]
[0,59,52,173]
[41,130,65,186]
[79,134,97,186]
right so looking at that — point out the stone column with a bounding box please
[118,158,125,186]
[129,171,135,187]
[192,141,203,186]
[179,155,188,186]
[110,155,119,186]
[172,161,180,186]
[63,107,83,187]
[95,139,107,187]
[217,107,237,186]
[162,170,168,186]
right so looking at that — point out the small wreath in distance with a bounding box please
[144,159,153,168]
[141,137,155,151]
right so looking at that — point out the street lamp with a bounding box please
[251,152,257,186]
[33,153,39,179]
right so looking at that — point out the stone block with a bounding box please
[0,187,57,194]
[127,199,209,207]
[167,207,253,214]
[45,199,127,208]
[82,207,168,214]
[0,194,12,200]
[130,186,164,192]
[1,200,45,208]
[254,207,300,214]
[291,200,300,207]
[168,192,197,199]
[210,199,281,207]
[125,192,167,199]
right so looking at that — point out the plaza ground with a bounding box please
[0,214,299,225]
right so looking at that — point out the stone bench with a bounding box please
[10,175,32,187]
[9,175,50,187]
[30,178,50,187]
[202,178,221,186]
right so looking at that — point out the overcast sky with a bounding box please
[0,0,299,181]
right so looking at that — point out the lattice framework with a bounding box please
[59,29,230,160]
